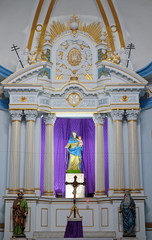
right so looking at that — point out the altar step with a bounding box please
[33,231,116,239]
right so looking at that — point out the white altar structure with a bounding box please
[1,14,147,240]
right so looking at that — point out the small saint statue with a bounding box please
[66,131,83,172]
[120,190,136,237]
[12,191,28,238]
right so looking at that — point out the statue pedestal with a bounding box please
[120,238,138,240]
[65,173,85,198]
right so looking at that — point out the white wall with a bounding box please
[140,107,152,239]
[0,109,9,239]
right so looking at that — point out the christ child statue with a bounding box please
[77,136,83,148]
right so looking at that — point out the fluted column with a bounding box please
[9,110,23,193]
[93,113,106,196]
[43,113,56,196]
[111,110,124,193]
[126,109,140,191]
[24,110,38,194]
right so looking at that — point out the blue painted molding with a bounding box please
[0,99,9,110]
[0,65,13,78]
[140,97,152,110]
[136,62,152,78]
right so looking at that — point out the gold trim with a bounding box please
[96,0,115,52]
[11,120,21,122]
[95,123,103,126]
[128,120,137,122]
[45,123,54,126]
[9,108,37,110]
[27,0,44,51]
[9,103,37,105]
[37,0,56,55]
[41,208,48,227]
[101,208,109,227]
[107,0,125,48]
[43,191,54,193]
[113,120,122,122]
[111,107,140,110]
[111,103,139,105]
[97,105,110,109]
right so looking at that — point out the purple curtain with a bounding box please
[41,117,109,196]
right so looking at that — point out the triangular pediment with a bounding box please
[1,61,51,85]
[97,61,148,86]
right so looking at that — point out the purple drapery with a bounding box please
[40,117,109,196]
[64,220,83,238]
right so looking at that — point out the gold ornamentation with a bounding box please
[110,53,120,64]
[20,96,27,102]
[67,48,81,66]
[110,25,117,33]
[36,24,43,32]
[66,92,82,107]
[121,95,128,102]
[37,17,113,54]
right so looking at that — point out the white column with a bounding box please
[111,110,124,193]
[24,110,38,194]
[93,113,106,196]
[9,110,23,193]
[43,113,56,196]
[126,109,140,191]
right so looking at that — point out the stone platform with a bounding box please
[33,231,116,239]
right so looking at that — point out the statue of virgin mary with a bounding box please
[66,131,83,172]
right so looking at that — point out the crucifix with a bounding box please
[126,43,135,68]
[65,175,85,218]
[11,44,24,68]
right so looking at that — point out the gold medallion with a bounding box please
[67,48,81,66]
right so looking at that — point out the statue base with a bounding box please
[10,238,27,240]
[120,238,138,240]
[65,173,85,198]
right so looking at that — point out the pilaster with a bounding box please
[43,113,56,196]
[24,110,38,194]
[111,110,124,193]
[93,113,106,197]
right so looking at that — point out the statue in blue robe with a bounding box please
[66,131,83,172]
[120,191,136,237]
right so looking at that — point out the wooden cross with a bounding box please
[65,175,85,218]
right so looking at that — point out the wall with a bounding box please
[0,108,9,240]
[140,107,152,239]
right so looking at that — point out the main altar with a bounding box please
[2,14,147,240]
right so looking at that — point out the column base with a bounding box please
[8,189,19,194]
[94,191,107,197]
[43,191,55,197]
[23,189,35,194]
